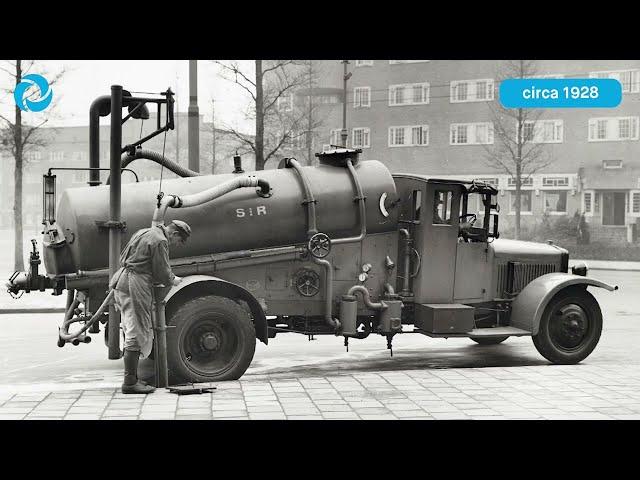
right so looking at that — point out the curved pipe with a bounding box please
[89,96,111,186]
[151,176,271,226]
[106,149,200,184]
[286,158,318,238]
[332,159,367,245]
[347,285,387,311]
[311,256,340,331]
[59,290,114,341]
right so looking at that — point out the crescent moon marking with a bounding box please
[379,192,389,217]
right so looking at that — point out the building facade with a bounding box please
[280,60,640,243]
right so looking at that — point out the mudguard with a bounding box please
[164,274,268,345]
[510,272,618,335]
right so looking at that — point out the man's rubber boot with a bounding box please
[122,350,156,394]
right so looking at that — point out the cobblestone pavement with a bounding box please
[2,363,640,420]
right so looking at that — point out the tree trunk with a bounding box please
[255,60,265,171]
[515,108,523,240]
[13,60,24,271]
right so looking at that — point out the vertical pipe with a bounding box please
[154,287,169,388]
[89,110,101,186]
[108,85,123,360]
[341,60,349,147]
[188,60,200,173]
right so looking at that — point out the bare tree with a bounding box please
[0,60,64,271]
[213,60,321,170]
[484,60,554,239]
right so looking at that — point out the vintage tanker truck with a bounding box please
[6,87,618,384]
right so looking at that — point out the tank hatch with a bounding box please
[315,148,362,167]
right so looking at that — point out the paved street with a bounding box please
[0,269,639,420]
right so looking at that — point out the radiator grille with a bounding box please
[496,262,557,297]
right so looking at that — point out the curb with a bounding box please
[0,308,66,314]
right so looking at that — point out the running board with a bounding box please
[414,326,532,338]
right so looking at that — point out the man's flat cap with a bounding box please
[171,220,192,238]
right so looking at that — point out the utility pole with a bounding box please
[188,60,200,173]
[307,60,313,165]
[211,99,216,174]
[175,67,179,164]
[341,60,352,148]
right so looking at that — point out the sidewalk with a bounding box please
[2,363,640,420]
[570,259,640,272]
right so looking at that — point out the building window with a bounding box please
[353,87,370,108]
[388,125,429,147]
[330,129,343,147]
[509,191,532,213]
[389,60,430,64]
[584,192,592,214]
[542,176,569,187]
[590,69,640,93]
[355,60,373,67]
[352,127,370,148]
[388,82,430,106]
[603,159,623,169]
[507,176,533,187]
[544,191,567,214]
[450,79,495,103]
[520,120,564,143]
[633,192,640,213]
[49,151,65,162]
[589,117,639,141]
[277,94,293,112]
[317,95,340,104]
[450,122,493,145]
[25,151,42,162]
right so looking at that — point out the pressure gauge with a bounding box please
[358,272,368,282]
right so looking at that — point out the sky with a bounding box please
[0,60,256,134]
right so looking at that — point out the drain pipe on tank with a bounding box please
[285,158,318,238]
[332,159,367,246]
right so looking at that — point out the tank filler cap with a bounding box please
[315,148,362,167]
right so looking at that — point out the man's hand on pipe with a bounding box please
[172,276,182,286]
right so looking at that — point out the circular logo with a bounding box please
[14,73,53,112]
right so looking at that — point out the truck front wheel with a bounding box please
[532,287,602,364]
[166,294,256,383]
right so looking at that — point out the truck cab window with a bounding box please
[434,190,452,224]
[412,189,422,221]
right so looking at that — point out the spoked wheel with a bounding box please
[532,287,602,364]
[470,336,509,345]
[167,295,256,383]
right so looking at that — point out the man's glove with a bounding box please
[172,276,183,286]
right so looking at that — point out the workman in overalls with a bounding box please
[108,220,192,394]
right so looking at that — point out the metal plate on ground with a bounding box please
[168,383,217,395]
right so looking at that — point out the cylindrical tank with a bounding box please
[50,160,399,273]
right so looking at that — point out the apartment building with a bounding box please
[280,60,640,243]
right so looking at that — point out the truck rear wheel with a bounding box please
[470,336,509,345]
[166,294,256,383]
[532,287,602,364]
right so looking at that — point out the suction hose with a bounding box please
[152,176,271,226]
[106,149,200,184]
[59,290,114,342]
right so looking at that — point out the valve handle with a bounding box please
[307,232,331,259]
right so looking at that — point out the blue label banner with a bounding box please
[499,78,622,109]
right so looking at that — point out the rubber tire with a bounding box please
[470,336,509,345]
[532,287,602,364]
[166,295,256,383]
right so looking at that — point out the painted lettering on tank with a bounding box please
[236,206,268,218]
